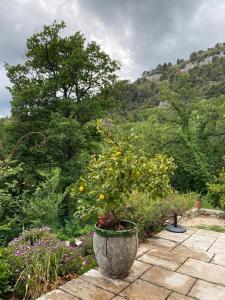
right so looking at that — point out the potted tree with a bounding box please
[71,119,175,278]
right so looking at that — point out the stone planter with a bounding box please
[93,220,138,279]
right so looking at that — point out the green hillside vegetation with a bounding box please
[0,21,225,299]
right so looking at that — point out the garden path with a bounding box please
[37,227,225,300]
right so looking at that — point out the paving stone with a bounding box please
[187,231,218,240]
[37,289,77,300]
[124,260,151,282]
[195,229,223,238]
[120,278,170,300]
[208,246,225,254]
[141,266,196,294]
[211,236,225,249]
[80,269,129,294]
[60,278,114,300]
[138,252,180,271]
[136,241,152,258]
[171,245,213,262]
[167,292,195,300]
[154,229,195,243]
[146,237,178,250]
[111,297,126,300]
[178,258,225,286]
[148,249,187,264]
[189,279,225,300]
[182,235,216,251]
[212,253,225,266]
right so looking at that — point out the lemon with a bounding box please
[115,151,122,157]
[79,185,85,192]
[99,193,105,200]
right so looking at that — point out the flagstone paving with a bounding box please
[37,228,225,300]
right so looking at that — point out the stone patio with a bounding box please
[38,227,225,300]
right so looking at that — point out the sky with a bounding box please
[1,0,225,117]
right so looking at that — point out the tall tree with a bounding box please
[5,21,120,187]
[6,21,119,122]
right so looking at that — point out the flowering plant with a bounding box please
[71,119,175,229]
[8,227,95,299]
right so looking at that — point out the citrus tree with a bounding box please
[71,119,175,229]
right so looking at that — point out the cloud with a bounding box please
[1,0,225,116]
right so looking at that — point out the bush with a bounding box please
[207,164,225,208]
[201,194,218,209]
[8,227,96,299]
[23,168,65,229]
[0,248,12,299]
[57,217,93,241]
[120,191,196,238]
[0,159,24,245]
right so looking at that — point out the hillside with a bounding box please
[142,42,225,80]
[112,42,225,113]
[110,42,225,192]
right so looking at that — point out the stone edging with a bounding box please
[186,208,225,218]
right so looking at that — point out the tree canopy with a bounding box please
[6,21,119,122]
[4,21,120,188]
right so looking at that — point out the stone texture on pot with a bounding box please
[93,223,138,279]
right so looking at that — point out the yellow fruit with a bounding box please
[115,151,122,157]
[99,193,105,200]
[79,185,85,192]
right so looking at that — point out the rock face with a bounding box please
[93,232,138,279]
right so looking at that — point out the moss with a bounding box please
[194,224,225,233]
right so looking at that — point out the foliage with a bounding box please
[194,224,225,233]
[71,119,175,228]
[121,76,225,192]
[57,217,93,241]
[207,160,225,208]
[0,159,24,245]
[8,227,96,299]
[0,247,12,299]
[6,21,119,120]
[119,191,196,237]
[201,195,218,209]
[23,168,66,229]
[4,20,119,194]
[108,79,160,113]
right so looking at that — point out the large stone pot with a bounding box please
[93,220,138,279]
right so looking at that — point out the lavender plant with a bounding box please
[8,227,96,299]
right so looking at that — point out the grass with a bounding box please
[194,224,225,233]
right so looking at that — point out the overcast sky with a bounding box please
[1,0,225,116]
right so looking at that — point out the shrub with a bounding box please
[57,217,93,241]
[120,191,196,238]
[78,232,95,256]
[207,164,225,208]
[164,191,197,215]
[0,248,12,299]
[23,168,65,229]
[8,227,95,299]
[0,159,24,245]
